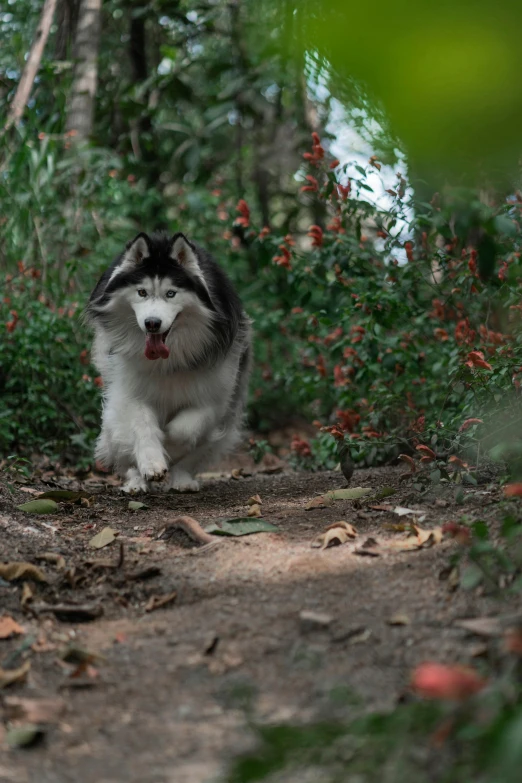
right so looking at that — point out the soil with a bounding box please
[0,458,516,783]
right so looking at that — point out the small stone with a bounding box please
[299,610,333,632]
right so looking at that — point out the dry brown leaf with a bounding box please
[0,616,24,639]
[0,562,48,583]
[231,468,243,480]
[247,495,262,506]
[0,660,31,689]
[388,613,411,626]
[368,504,394,512]
[3,696,66,724]
[35,552,66,570]
[247,503,262,518]
[145,591,177,612]
[312,521,357,549]
[89,527,117,549]
[305,495,332,510]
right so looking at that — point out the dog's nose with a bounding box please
[145,317,162,333]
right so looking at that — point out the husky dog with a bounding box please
[85,232,251,494]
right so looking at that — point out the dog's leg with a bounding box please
[104,397,168,489]
[164,407,217,492]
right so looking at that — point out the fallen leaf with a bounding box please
[6,724,45,749]
[205,518,279,536]
[32,602,103,622]
[80,497,93,508]
[18,487,39,495]
[37,490,84,502]
[373,487,397,500]
[0,616,24,639]
[0,660,31,689]
[454,617,503,637]
[231,468,243,480]
[247,503,262,518]
[305,495,332,510]
[125,566,162,581]
[35,552,66,570]
[89,527,117,549]
[388,613,410,626]
[247,494,262,505]
[393,506,426,517]
[368,504,394,512]
[60,645,104,665]
[325,487,372,501]
[311,521,357,549]
[145,591,178,612]
[3,696,66,724]
[128,501,148,510]
[299,610,333,631]
[0,562,48,583]
[16,499,58,514]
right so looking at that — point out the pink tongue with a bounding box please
[145,333,170,360]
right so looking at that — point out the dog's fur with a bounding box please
[85,231,251,494]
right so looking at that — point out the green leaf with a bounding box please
[460,563,484,590]
[6,725,45,748]
[472,520,489,540]
[37,490,84,501]
[373,486,396,500]
[16,499,58,514]
[325,487,373,501]
[205,518,279,537]
[89,527,117,549]
[128,501,148,510]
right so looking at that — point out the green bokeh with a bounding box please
[309,0,522,183]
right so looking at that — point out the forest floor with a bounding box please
[0,453,518,783]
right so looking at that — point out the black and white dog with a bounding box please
[86,232,251,494]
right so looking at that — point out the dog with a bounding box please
[85,231,251,494]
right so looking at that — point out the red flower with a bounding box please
[273,245,292,270]
[336,183,351,200]
[324,326,343,346]
[326,215,345,234]
[291,435,312,458]
[308,225,323,248]
[316,355,327,378]
[405,241,414,262]
[329,159,340,169]
[336,409,360,433]
[235,199,250,228]
[258,226,270,239]
[300,175,319,193]
[94,376,104,388]
[448,455,469,469]
[459,418,483,432]
[504,483,522,497]
[434,328,449,341]
[464,350,493,371]
[411,662,486,701]
[416,444,436,461]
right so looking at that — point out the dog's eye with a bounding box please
[137,289,147,298]
[166,290,177,298]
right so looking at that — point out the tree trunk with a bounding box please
[65,0,102,141]
[4,0,59,131]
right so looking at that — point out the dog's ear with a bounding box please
[123,233,150,265]
[170,234,208,289]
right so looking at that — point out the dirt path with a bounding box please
[0,464,510,782]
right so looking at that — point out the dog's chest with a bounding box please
[132,364,229,420]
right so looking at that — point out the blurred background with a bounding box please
[2,0,522,477]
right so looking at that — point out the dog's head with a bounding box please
[89,232,214,360]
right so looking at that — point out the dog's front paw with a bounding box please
[144,465,168,483]
[165,470,200,493]
[137,453,168,483]
[122,470,149,495]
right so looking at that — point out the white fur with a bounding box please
[90,269,249,494]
